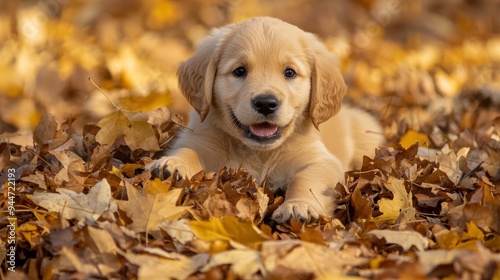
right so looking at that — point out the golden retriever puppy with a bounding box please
[148,17,384,223]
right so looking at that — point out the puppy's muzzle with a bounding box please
[252,94,279,116]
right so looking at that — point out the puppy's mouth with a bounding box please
[230,112,282,143]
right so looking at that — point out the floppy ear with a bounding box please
[177,27,232,121]
[308,35,347,129]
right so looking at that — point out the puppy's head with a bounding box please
[178,17,347,150]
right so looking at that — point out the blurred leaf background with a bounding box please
[1,2,500,279]
[0,0,499,146]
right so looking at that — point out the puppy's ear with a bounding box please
[308,35,347,129]
[177,27,231,121]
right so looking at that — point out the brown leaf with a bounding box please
[262,240,368,278]
[122,251,209,279]
[49,150,86,187]
[116,182,190,237]
[27,179,116,226]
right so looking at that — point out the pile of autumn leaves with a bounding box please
[1,95,499,279]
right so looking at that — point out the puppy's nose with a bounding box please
[252,94,279,116]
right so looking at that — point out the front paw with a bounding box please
[145,157,188,180]
[271,199,322,224]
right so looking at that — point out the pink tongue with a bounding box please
[249,123,279,137]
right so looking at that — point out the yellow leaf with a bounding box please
[95,110,161,151]
[400,129,430,149]
[461,221,485,242]
[189,216,269,249]
[373,177,413,225]
[32,210,45,221]
[110,166,122,178]
[435,230,460,250]
[370,256,385,269]
[455,240,480,251]
[146,178,171,194]
[121,163,144,178]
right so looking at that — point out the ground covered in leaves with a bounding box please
[1,1,500,279]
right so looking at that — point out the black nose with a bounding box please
[252,94,279,116]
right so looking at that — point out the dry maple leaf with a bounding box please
[59,246,101,275]
[33,114,70,149]
[95,110,161,151]
[374,176,413,225]
[49,149,86,187]
[20,171,48,190]
[27,179,116,226]
[115,182,191,237]
[438,145,470,185]
[84,226,122,276]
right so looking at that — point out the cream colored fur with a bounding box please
[147,17,384,224]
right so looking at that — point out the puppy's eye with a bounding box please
[232,67,247,77]
[284,68,296,78]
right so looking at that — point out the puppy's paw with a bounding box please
[272,199,321,224]
[145,157,188,180]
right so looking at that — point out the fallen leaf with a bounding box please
[255,185,270,223]
[189,216,269,249]
[116,182,191,237]
[95,110,160,151]
[84,226,122,276]
[160,219,195,250]
[262,240,368,278]
[235,197,259,221]
[460,221,485,243]
[434,226,461,250]
[49,150,86,187]
[417,249,467,276]
[145,177,171,194]
[20,171,47,190]
[438,145,470,185]
[201,249,265,277]
[27,179,117,226]
[367,229,429,251]
[463,201,500,233]
[123,251,209,279]
[373,176,413,225]
[400,129,430,149]
[59,246,100,275]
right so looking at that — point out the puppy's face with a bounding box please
[212,25,312,150]
[178,17,347,151]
